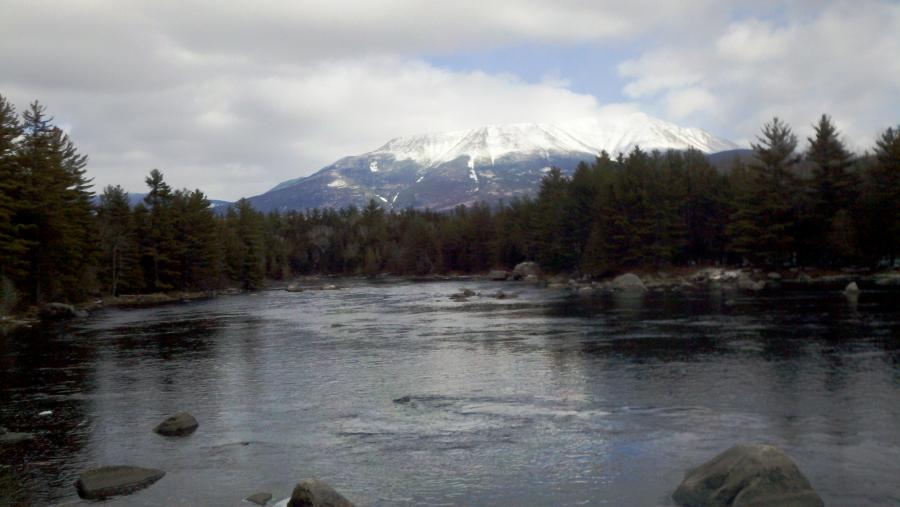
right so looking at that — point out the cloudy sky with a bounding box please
[1,0,898,200]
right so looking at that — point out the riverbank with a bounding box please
[4,265,898,336]
[0,289,240,336]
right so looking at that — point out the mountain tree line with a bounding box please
[1,93,898,312]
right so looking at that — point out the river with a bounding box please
[1,280,899,506]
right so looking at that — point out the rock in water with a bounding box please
[287,479,355,507]
[672,444,823,507]
[40,302,88,320]
[738,278,766,292]
[0,427,35,445]
[511,261,540,280]
[487,269,509,281]
[609,273,647,292]
[246,492,273,505]
[75,466,165,499]
[844,282,860,293]
[153,412,198,436]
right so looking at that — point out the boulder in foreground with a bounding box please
[75,465,165,499]
[673,444,823,507]
[287,479,355,507]
[153,412,198,436]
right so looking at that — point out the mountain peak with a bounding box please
[256,112,738,211]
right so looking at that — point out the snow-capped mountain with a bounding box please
[249,112,738,212]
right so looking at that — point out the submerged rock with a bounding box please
[287,479,355,507]
[75,465,165,499]
[609,273,647,292]
[393,395,411,404]
[153,412,198,436]
[246,492,273,505]
[672,444,823,507]
[449,288,474,301]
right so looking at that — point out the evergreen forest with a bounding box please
[1,94,898,312]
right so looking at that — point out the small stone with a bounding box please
[75,466,165,499]
[245,492,273,505]
[153,412,198,436]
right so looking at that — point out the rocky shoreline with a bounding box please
[4,265,897,335]
[470,262,900,295]
[0,289,238,335]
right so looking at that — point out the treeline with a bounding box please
[1,93,898,311]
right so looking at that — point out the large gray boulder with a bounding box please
[673,444,823,507]
[511,262,540,280]
[153,412,198,436]
[609,273,647,292]
[75,465,165,499]
[287,479,355,507]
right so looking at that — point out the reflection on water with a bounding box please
[1,281,899,506]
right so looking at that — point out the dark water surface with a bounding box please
[1,280,899,506]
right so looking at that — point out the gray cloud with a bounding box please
[1,1,895,199]
[618,1,900,151]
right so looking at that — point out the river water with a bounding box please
[1,280,899,506]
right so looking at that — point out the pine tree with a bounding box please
[859,126,900,265]
[15,101,95,303]
[727,117,800,266]
[804,115,858,264]
[140,169,176,291]
[171,189,219,289]
[533,167,577,271]
[96,185,137,296]
[0,95,28,291]
[235,199,265,289]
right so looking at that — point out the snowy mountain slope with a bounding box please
[251,112,738,212]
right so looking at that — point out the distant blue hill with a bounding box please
[92,192,231,211]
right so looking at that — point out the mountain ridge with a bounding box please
[252,113,739,212]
